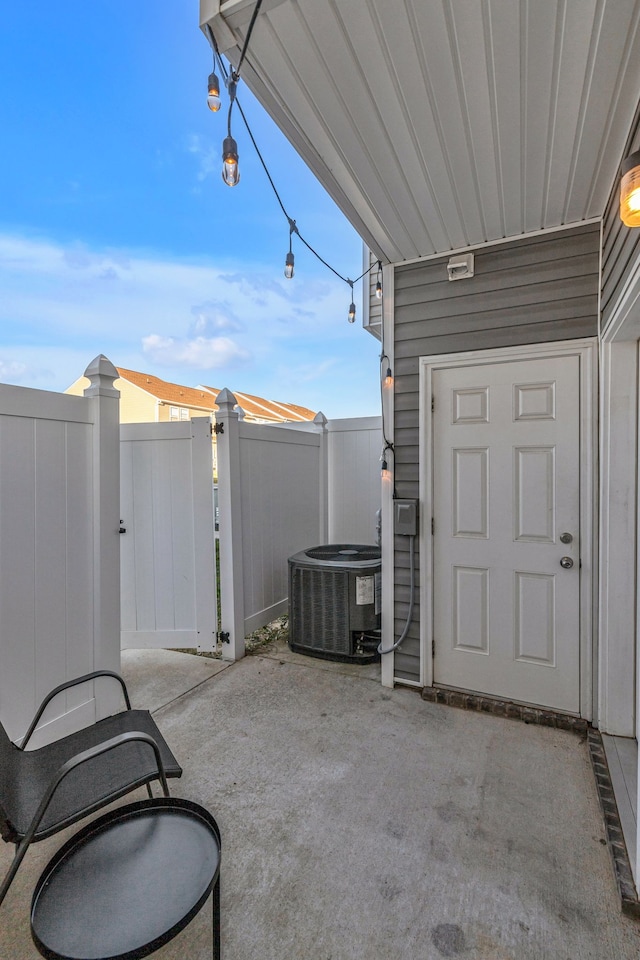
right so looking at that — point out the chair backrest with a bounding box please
[0,720,19,842]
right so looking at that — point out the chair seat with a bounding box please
[1,710,182,844]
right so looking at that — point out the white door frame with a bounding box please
[599,255,640,737]
[419,338,598,718]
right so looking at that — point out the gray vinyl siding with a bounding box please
[392,223,600,684]
[602,102,640,333]
[364,247,382,337]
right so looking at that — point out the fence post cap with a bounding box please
[215,388,239,416]
[313,411,328,427]
[83,355,120,397]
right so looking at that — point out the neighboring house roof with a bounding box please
[116,368,316,423]
[116,368,216,413]
[199,385,316,423]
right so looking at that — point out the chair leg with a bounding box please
[0,839,31,907]
[212,875,221,960]
[145,782,154,799]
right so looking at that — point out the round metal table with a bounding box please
[31,797,221,960]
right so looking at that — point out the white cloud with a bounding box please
[142,334,249,369]
[0,231,382,417]
[0,359,28,382]
[187,134,218,182]
[190,302,243,335]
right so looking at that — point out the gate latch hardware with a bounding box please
[218,631,230,644]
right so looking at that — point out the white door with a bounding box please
[432,354,581,713]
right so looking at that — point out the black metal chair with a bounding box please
[0,670,182,906]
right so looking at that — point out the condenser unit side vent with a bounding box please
[291,566,350,656]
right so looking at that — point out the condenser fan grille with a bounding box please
[304,544,380,563]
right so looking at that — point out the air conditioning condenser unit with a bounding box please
[288,544,381,664]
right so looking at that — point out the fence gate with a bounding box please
[120,417,217,651]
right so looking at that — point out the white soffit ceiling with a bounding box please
[202,0,640,264]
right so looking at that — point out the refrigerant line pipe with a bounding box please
[377,533,415,655]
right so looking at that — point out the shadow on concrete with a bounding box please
[2,644,640,959]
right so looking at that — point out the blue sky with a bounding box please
[0,4,381,418]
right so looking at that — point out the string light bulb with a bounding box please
[222,136,240,186]
[284,220,296,279]
[285,251,295,279]
[221,74,240,186]
[375,261,383,299]
[207,72,221,112]
[347,280,356,323]
[384,365,393,389]
[380,448,392,481]
[620,150,640,227]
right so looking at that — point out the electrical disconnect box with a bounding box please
[394,498,418,536]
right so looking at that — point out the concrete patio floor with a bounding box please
[2,641,640,959]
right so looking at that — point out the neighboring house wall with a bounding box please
[67,376,160,423]
[117,380,161,423]
[156,402,214,422]
[391,222,600,683]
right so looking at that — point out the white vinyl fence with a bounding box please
[215,389,382,659]
[0,362,380,741]
[327,416,382,544]
[0,356,121,745]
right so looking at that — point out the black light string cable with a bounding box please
[376,261,395,487]
[234,0,264,79]
[204,21,381,317]
[233,89,377,297]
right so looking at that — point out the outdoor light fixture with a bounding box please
[384,365,393,389]
[620,150,640,227]
[207,72,221,112]
[222,136,240,186]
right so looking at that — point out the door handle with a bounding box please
[560,532,573,544]
[560,556,573,569]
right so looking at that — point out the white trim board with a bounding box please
[380,264,396,688]
[419,338,598,717]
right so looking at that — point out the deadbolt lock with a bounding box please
[560,556,574,569]
[559,532,573,544]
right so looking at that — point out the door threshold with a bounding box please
[421,684,587,734]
